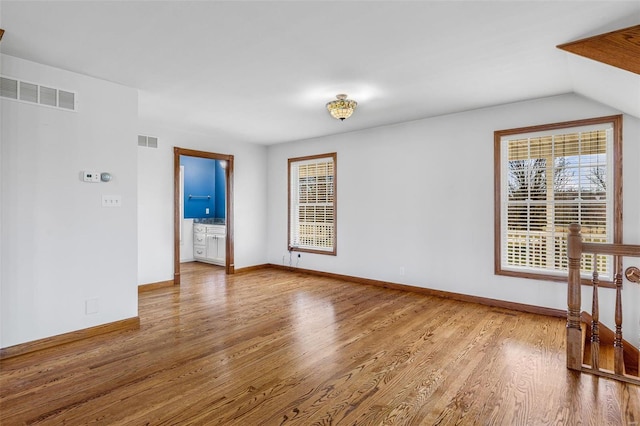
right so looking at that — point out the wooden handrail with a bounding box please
[567,223,640,385]
[581,242,640,257]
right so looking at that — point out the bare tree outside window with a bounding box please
[494,115,622,284]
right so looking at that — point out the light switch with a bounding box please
[102,195,122,207]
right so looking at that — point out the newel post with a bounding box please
[567,223,583,370]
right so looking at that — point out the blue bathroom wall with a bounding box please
[214,161,226,219]
[181,156,215,219]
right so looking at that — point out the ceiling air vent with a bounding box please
[0,75,76,111]
[138,135,158,148]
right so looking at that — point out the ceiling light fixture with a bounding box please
[326,94,357,121]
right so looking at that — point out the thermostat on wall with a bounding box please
[82,171,100,182]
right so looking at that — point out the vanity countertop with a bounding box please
[193,218,226,225]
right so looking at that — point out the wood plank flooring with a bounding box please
[1,262,639,425]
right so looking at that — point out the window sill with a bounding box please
[495,268,616,289]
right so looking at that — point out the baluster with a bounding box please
[614,271,624,375]
[591,254,600,370]
[566,224,583,370]
[624,266,640,378]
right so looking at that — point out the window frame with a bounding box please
[288,152,337,256]
[494,115,622,286]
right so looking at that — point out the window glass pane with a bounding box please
[289,154,336,254]
[497,118,619,281]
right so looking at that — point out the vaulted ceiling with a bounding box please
[1,1,638,145]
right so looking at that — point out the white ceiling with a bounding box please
[1,1,639,145]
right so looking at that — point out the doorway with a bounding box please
[174,147,234,285]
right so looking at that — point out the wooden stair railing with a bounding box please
[581,311,639,377]
[567,223,640,385]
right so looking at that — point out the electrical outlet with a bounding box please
[400,266,405,276]
[85,298,99,314]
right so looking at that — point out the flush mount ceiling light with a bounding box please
[326,94,357,121]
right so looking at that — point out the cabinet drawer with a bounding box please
[206,225,226,235]
[194,247,206,258]
[194,224,207,233]
[193,233,206,244]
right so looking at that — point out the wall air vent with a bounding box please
[138,135,158,148]
[0,75,76,111]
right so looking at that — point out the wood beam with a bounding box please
[557,25,640,75]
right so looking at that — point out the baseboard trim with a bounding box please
[234,264,270,274]
[268,264,566,319]
[138,280,175,293]
[0,316,140,361]
[1,267,565,360]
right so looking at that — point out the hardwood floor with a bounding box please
[1,262,639,425]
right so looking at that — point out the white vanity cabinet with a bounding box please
[193,224,207,261]
[193,224,226,266]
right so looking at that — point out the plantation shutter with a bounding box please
[289,154,336,253]
[501,123,614,278]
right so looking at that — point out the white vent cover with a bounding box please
[138,135,158,148]
[0,75,76,111]
[20,81,38,103]
[1,77,18,99]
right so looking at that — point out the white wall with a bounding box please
[137,122,268,285]
[266,93,640,347]
[2,56,636,351]
[1,55,138,348]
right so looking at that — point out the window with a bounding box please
[494,115,622,284]
[288,153,337,255]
